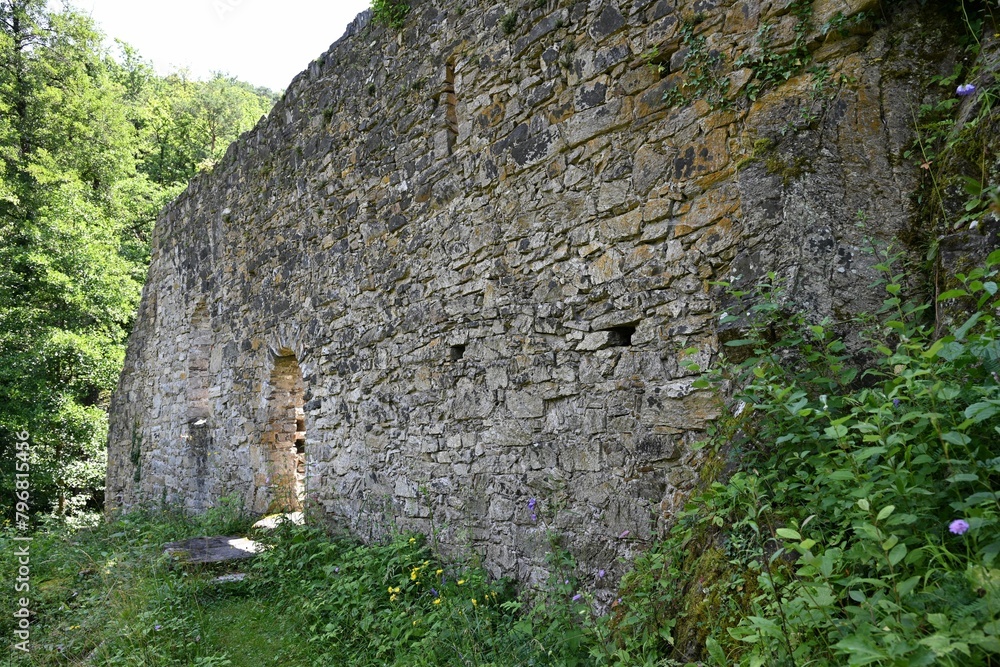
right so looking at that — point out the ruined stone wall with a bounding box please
[107,0,967,583]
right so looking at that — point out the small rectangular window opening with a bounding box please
[607,326,636,347]
[449,344,466,361]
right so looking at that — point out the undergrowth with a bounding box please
[0,503,596,666]
[606,249,1000,666]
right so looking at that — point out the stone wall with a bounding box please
[107,0,971,584]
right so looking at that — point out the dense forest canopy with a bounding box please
[0,0,277,519]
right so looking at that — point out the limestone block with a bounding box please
[506,391,546,419]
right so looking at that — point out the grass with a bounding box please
[0,505,596,666]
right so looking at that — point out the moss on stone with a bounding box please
[765,153,811,186]
[735,137,776,171]
[665,535,762,662]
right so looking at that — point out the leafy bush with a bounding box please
[249,523,592,666]
[609,249,1000,665]
[371,0,410,30]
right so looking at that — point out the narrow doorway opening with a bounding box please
[263,352,306,512]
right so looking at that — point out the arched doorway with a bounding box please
[261,351,306,512]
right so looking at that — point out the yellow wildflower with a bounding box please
[436,569,443,575]
[472,598,478,607]
[433,598,441,605]
[457,579,465,585]
[390,594,398,602]
[408,537,416,544]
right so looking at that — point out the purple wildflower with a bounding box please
[893,398,900,407]
[430,588,438,597]
[528,497,537,510]
[154,624,162,631]
[530,513,537,522]
[957,83,977,97]
[618,530,630,539]
[334,566,340,573]
[572,593,583,602]
[597,569,606,579]
[950,519,970,535]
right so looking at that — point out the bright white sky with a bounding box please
[79,0,372,91]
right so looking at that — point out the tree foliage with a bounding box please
[0,0,276,520]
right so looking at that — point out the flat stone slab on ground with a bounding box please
[252,511,304,530]
[163,536,262,564]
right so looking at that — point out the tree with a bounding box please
[0,1,278,521]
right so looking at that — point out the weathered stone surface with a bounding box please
[252,512,305,530]
[163,536,262,564]
[107,0,982,586]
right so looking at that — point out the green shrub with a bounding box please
[500,11,518,35]
[371,0,410,30]
[609,249,1000,665]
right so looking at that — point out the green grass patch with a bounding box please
[1,505,599,666]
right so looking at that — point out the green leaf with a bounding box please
[896,575,921,597]
[965,401,1000,423]
[876,505,895,521]
[853,446,886,462]
[942,431,971,446]
[833,635,887,665]
[955,311,982,340]
[923,339,945,358]
[776,528,802,540]
[964,492,1000,506]
[824,424,849,439]
[938,289,969,300]
[937,341,965,360]
[888,543,907,566]
[962,176,983,196]
[926,614,949,631]
[705,636,726,666]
